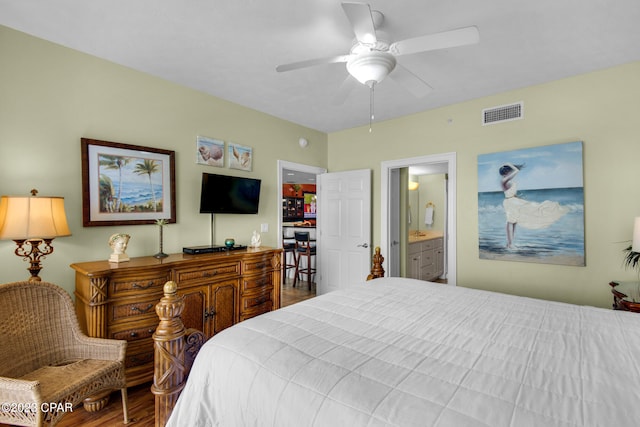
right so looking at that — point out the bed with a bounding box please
[154,255,640,426]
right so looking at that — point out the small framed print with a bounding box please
[228,142,252,171]
[81,138,176,226]
[196,136,224,167]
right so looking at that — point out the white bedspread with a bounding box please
[167,277,640,427]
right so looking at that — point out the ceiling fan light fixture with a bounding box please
[347,51,396,86]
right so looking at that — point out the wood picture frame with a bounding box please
[81,138,176,227]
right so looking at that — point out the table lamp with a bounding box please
[0,189,71,281]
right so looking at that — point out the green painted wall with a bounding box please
[0,26,327,294]
[328,61,640,308]
[3,23,640,309]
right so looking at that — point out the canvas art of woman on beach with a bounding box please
[478,141,585,266]
[500,162,569,248]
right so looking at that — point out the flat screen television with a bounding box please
[199,173,261,214]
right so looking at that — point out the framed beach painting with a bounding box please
[196,136,224,167]
[477,141,585,266]
[228,142,252,171]
[81,138,176,226]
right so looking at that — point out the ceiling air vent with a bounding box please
[482,102,523,125]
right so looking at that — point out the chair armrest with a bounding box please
[0,377,42,426]
[0,377,41,403]
[67,333,127,362]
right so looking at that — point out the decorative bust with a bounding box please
[109,233,131,263]
[250,231,262,248]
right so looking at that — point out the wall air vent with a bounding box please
[482,102,523,125]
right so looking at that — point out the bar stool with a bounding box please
[282,232,296,285]
[293,231,316,290]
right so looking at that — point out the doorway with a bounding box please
[381,152,457,286]
[277,161,326,300]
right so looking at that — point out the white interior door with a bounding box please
[317,169,371,295]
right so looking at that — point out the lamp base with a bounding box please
[13,238,55,282]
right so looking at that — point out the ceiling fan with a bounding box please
[276,1,480,117]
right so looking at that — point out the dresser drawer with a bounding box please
[174,261,240,284]
[242,255,272,274]
[408,242,422,255]
[124,339,154,369]
[107,297,159,324]
[421,238,442,251]
[109,322,157,342]
[240,295,273,321]
[110,272,170,297]
[240,304,273,321]
[241,288,273,311]
[240,274,272,294]
[421,250,435,267]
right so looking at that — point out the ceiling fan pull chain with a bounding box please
[369,82,375,133]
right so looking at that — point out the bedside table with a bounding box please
[609,281,640,312]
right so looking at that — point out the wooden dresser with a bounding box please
[72,247,282,387]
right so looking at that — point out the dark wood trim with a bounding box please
[80,138,176,227]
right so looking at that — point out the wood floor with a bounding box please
[60,385,153,427]
[0,281,315,427]
[280,277,316,306]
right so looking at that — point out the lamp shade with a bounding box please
[408,175,419,191]
[0,195,71,240]
[346,51,397,86]
[632,217,640,253]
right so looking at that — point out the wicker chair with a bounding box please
[0,281,129,426]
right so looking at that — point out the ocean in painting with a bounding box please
[478,187,584,265]
[111,181,164,209]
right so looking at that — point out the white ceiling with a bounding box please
[2,1,639,133]
[283,168,317,185]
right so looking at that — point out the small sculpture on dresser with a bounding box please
[250,230,262,248]
[108,233,130,263]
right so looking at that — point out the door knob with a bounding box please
[357,243,369,248]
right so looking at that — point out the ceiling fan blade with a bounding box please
[388,64,433,98]
[390,26,479,56]
[341,2,377,45]
[332,75,359,105]
[276,55,352,73]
